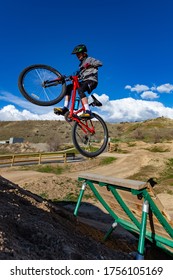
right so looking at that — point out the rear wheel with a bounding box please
[72,113,108,158]
[18,64,66,106]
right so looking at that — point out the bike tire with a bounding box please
[72,113,109,158]
[18,64,67,106]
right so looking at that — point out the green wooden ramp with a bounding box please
[74,173,173,259]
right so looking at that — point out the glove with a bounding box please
[83,63,91,69]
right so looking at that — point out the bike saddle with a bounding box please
[90,94,102,107]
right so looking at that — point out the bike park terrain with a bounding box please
[0,140,173,259]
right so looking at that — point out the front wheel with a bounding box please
[72,113,109,158]
[18,64,67,106]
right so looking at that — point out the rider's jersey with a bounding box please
[79,56,103,83]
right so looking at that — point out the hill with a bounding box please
[1,117,173,146]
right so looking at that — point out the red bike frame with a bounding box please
[67,75,95,135]
[69,76,83,118]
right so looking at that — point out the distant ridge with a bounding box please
[1,117,173,144]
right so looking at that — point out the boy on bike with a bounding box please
[54,44,103,118]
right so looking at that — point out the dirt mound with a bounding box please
[0,142,50,154]
[0,176,133,260]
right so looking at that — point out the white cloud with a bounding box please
[0,105,63,121]
[90,93,109,104]
[140,91,159,99]
[124,85,131,90]
[96,95,173,123]
[2,88,173,123]
[125,83,173,96]
[2,95,173,123]
[0,90,54,114]
[156,83,173,93]
[125,84,149,93]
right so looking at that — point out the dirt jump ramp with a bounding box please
[74,173,173,260]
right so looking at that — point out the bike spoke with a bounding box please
[72,113,108,157]
[34,69,50,101]
[18,64,66,106]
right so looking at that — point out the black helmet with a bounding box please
[72,44,87,54]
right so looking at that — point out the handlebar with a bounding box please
[62,65,96,82]
[58,73,81,83]
[42,74,80,88]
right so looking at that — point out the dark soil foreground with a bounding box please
[0,176,172,260]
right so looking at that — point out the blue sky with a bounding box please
[1,0,173,122]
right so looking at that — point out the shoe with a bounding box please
[80,110,92,119]
[54,107,69,115]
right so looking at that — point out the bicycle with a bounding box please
[18,64,109,158]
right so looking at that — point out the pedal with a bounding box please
[54,109,61,115]
[79,114,94,120]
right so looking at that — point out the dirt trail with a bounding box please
[0,170,54,185]
[0,150,153,184]
[1,143,173,212]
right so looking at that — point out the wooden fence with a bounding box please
[0,151,76,167]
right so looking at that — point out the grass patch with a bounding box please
[128,158,173,196]
[159,158,173,182]
[63,191,95,202]
[99,156,117,165]
[127,142,136,147]
[52,189,95,203]
[116,148,129,154]
[128,165,158,182]
[110,138,122,143]
[39,192,49,199]
[63,192,78,202]
[36,165,64,174]
[167,189,173,195]
[145,146,170,153]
